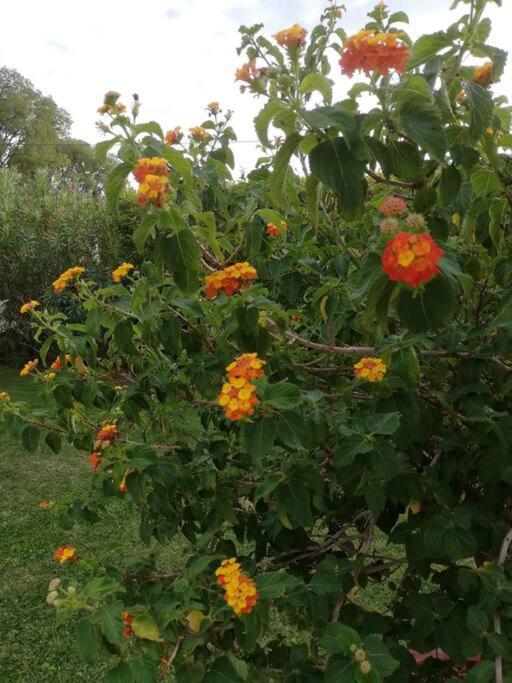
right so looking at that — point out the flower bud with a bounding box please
[354,648,366,662]
[350,644,358,653]
[48,578,61,591]
[46,591,58,604]
[360,660,372,674]
[67,586,77,595]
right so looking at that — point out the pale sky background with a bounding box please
[0,0,510,173]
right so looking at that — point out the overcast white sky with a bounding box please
[0,0,510,172]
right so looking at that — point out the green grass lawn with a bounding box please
[0,367,183,682]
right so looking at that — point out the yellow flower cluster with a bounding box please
[133,158,172,208]
[112,262,134,283]
[189,126,209,140]
[215,558,259,615]
[0,391,9,400]
[20,300,39,314]
[354,357,387,382]
[165,127,183,145]
[20,359,39,377]
[52,267,85,294]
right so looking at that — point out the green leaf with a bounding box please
[95,138,119,162]
[103,662,133,683]
[302,105,367,159]
[439,166,461,206]
[133,121,163,138]
[408,31,453,69]
[392,347,421,387]
[206,656,245,682]
[21,425,41,453]
[84,577,125,601]
[463,661,495,683]
[160,229,200,294]
[114,320,136,356]
[464,81,493,142]
[75,617,101,665]
[388,140,424,183]
[467,605,489,635]
[389,10,409,24]
[321,623,361,655]
[131,614,160,642]
[133,212,159,252]
[276,411,308,449]
[161,146,193,184]
[262,382,302,410]
[130,655,159,683]
[160,317,182,356]
[324,656,356,683]
[305,174,320,227]
[53,384,74,409]
[471,166,502,195]
[254,571,301,599]
[394,76,445,161]
[396,275,456,333]
[299,72,333,104]
[366,413,400,435]
[243,417,276,462]
[45,431,62,454]
[309,138,367,218]
[97,602,123,645]
[269,133,302,209]
[106,162,132,214]
[254,100,287,148]
[364,635,400,677]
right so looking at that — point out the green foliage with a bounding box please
[2,0,512,680]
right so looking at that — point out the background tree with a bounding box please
[0,66,71,171]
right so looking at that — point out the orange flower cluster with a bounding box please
[94,423,119,449]
[266,220,288,237]
[235,60,261,92]
[207,101,220,114]
[51,354,71,371]
[112,262,134,283]
[218,353,266,421]
[121,611,134,638]
[118,472,128,493]
[382,231,444,288]
[20,300,39,314]
[354,357,387,382]
[20,359,38,377]
[133,157,172,208]
[379,196,407,216]
[0,391,9,400]
[86,452,102,474]
[52,266,85,294]
[204,262,257,299]
[215,558,259,615]
[473,61,493,87]
[165,126,183,145]
[39,500,54,510]
[189,126,209,140]
[97,91,126,115]
[274,23,307,48]
[53,546,78,564]
[340,30,410,77]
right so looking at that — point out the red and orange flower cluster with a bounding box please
[218,353,266,421]
[473,61,493,87]
[94,422,119,449]
[86,451,102,474]
[121,611,134,638]
[274,23,307,49]
[215,558,259,615]
[235,60,261,92]
[204,262,257,299]
[382,232,444,288]
[340,30,410,77]
[52,266,85,294]
[266,220,288,237]
[133,157,172,208]
[53,546,78,564]
[189,126,209,140]
[165,126,183,145]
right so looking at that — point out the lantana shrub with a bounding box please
[3,0,512,680]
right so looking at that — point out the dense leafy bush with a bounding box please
[2,0,512,680]
[0,168,137,358]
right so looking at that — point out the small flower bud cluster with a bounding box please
[350,644,372,675]
[266,220,288,238]
[204,262,257,299]
[215,558,260,615]
[217,353,266,421]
